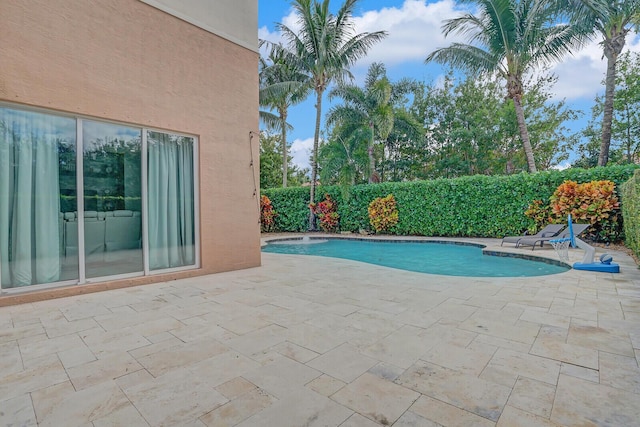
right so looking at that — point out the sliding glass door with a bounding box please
[83,121,143,278]
[0,108,78,288]
[0,105,198,291]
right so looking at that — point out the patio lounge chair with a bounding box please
[516,223,590,250]
[501,224,565,247]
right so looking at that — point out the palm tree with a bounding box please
[327,62,421,183]
[318,129,369,186]
[327,63,393,183]
[558,0,640,166]
[426,0,587,172]
[259,42,310,187]
[277,0,387,229]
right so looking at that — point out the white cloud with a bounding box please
[548,33,640,101]
[352,0,466,69]
[261,1,640,144]
[262,1,467,74]
[290,137,313,170]
[258,26,280,44]
[552,161,571,171]
[258,6,298,46]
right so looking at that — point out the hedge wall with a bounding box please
[622,169,640,258]
[262,165,638,238]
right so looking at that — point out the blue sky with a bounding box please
[258,0,640,170]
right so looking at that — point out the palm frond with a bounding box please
[259,111,291,132]
[426,44,501,75]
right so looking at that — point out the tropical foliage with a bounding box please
[259,42,310,187]
[263,165,637,238]
[425,0,587,172]
[326,63,421,184]
[621,170,640,258]
[260,195,277,232]
[310,194,340,232]
[558,0,640,166]
[368,194,399,233]
[410,71,577,178]
[258,0,640,246]
[574,51,640,167]
[260,132,308,189]
[275,0,387,229]
[527,180,622,241]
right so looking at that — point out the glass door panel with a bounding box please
[0,108,78,288]
[83,121,142,278]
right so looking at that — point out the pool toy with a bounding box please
[566,214,620,273]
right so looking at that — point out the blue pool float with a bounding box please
[561,214,620,273]
[574,253,620,273]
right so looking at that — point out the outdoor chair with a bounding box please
[501,223,565,247]
[516,223,590,250]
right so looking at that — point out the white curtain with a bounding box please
[0,109,62,287]
[147,132,195,270]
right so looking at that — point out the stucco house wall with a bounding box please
[0,0,260,304]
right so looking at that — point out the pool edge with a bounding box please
[262,235,572,271]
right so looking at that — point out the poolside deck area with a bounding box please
[1,235,639,426]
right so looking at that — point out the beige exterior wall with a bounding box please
[139,0,258,52]
[0,0,260,303]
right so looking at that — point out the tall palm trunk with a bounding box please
[368,122,375,183]
[280,109,288,187]
[512,96,537,173]
[309,90,323,230]
[598,49,619,166]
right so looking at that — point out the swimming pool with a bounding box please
[262,238,569,277]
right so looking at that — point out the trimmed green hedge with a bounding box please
[622,169,640,258]
[263,165,638,238]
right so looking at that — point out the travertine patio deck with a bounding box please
[1,236,639,426]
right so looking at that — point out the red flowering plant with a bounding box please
[309,194,340,232]
[260,195,277,232]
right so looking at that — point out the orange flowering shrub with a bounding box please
[368,194,399,233]
[310,194,339,232]
[260,195,277,232]
[526,180,622,242]
[550,180,620,222]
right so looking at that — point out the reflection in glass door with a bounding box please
[82,121,142,279]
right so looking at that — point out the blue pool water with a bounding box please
[262,238,569,277]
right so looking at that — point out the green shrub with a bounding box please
[368,194,399,233]
[622,169,640,259]
[262,187,310,232]
[524,199,555,233]
[262,165,637,238]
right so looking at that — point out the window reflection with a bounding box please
[82,121,142,278]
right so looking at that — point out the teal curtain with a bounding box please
[0,108,63,287]
[147,132,195,270]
